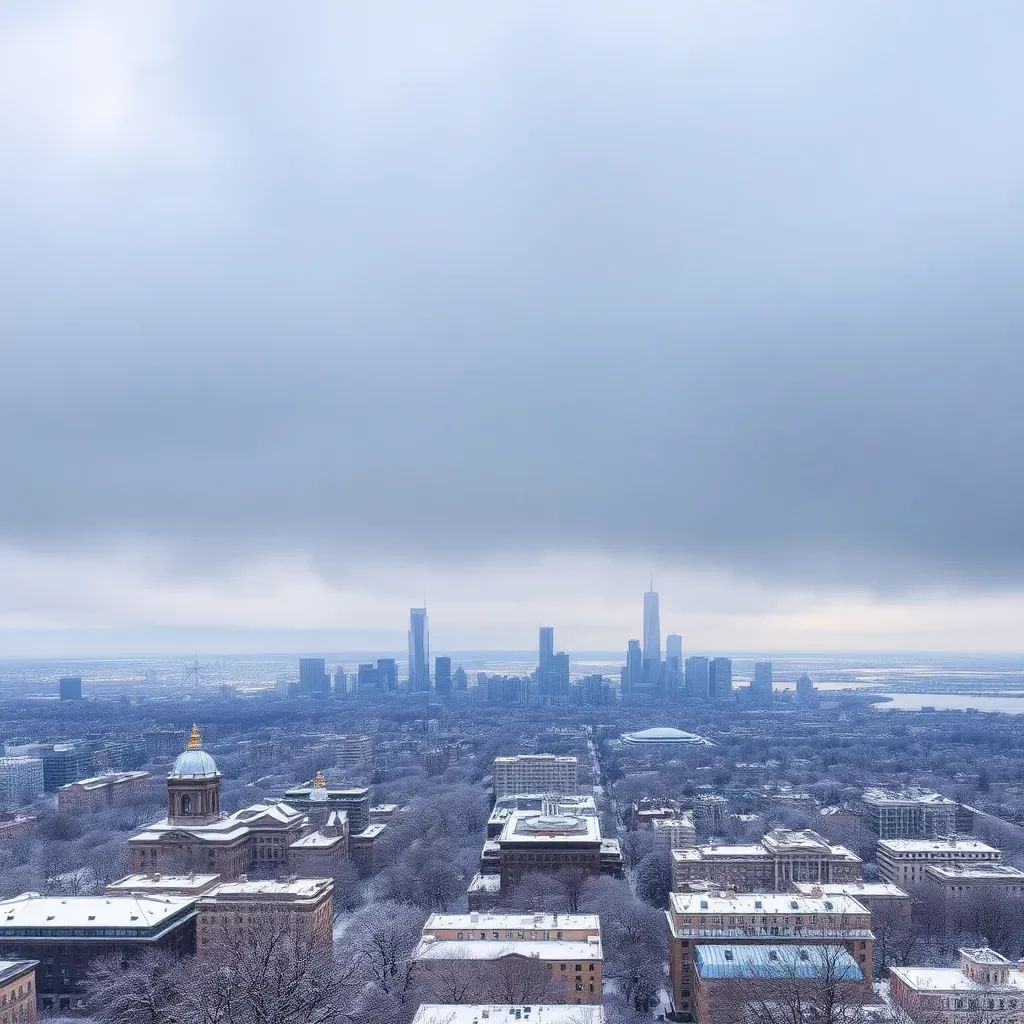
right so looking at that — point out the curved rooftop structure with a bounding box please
[169,724,219,779]
[621,726,704,745]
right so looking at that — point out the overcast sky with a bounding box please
[2,2,1023,657]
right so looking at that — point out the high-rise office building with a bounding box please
[435,656,452,698]
[356,664,379,691]
[665,635,682,664]
[333,669,347,697]
[453,666,468,691]
[709,657,733,699]
[642,588,660,681]
[59,676,82,701]
[408,608,430,692]
[684,656,710,701]
[753,661,773,703]
[376,658,398,691]
[549,652,570,700]
[539,626,554,680]
[625,639,642,695]
[299,658,331,698]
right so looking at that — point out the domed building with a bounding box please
[129,726,311,879]
[167,724,221,825]
[620,726,706,746]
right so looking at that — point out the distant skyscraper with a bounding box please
[539,626,554,685]
[709,657,733,699]
[643,587,661,683]
[356,663,378,691]
[376,658,397,691]
[408,607,430,692]
[550,652,570,700]
[435,656,452,698]
[59,677,82,701]
[685,656,710,701]
[665,635,682,664]
[753,661,773,703]
[299,658,330,698]
[665,636,683,701]
[333,669,347,697]
[625,639,643,694]
[453,665,468,691]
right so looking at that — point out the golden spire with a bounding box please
[313,770,326,789]
[187,723,202,750]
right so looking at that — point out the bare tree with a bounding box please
[714,945,872,1024]
[491,952,558,1004]
[80,949,184,1024]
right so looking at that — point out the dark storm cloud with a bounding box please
[1,1,1023,588]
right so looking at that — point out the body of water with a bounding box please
[875,692,1024,714]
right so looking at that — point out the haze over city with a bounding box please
[3,3,1024,657]
[6,7,1024,1024]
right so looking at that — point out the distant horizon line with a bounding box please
[3,648,1024,665]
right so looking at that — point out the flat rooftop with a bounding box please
[414,937,602,962]
[891,967,1024,993]
[925,863,1024,881]
[105,873,220,893]
[792,882,910,899]
[426,913,599,931]
[672,845,767,861]
[878,838,1000,853]
[0,893,196,931]
[0,961,37,987]
[501,810,601,844]
[670,891,868,916]
[203,878,331,899]
[413,1007,604,1024]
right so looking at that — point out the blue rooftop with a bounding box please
[694,944,864,981]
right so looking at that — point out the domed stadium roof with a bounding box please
[621,726,704,745]
[169,724,220,779]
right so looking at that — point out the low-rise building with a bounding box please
[489,795,597,839]
[335,734,373,775]
[284,781,370,834]
[493,755,579,799]
[632,798,683,831]
[0,814,36,843]
[104,873,222,897]
[413,913,603,1005]
[369,803,400,824]
[890,948,1024,1021]
[923,863,1024,931]
[57,770,151,813]
[671,829,862,893]
[666,889,873,1017]
[652,815,697,853]
[0,893,196,1011]
[876,838,1001,887]
[195,877,333,953]
[862,789,958,840]
[350,822,387,875]
[791,881,912,923]
[467,873,502,911]
[0,959,37,1024]
[0,758,44,804]
[413,1006,604,1024]
[288,811,348,877]
[692,944,865,1024]
[485,804,623,895]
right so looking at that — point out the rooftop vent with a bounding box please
[769,951,778,961]
[724,950,733,961]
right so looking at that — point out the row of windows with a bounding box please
[455,930,567,941]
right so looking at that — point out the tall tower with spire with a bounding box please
[642,584,661,685]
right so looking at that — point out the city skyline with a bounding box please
[3,5,1024,658]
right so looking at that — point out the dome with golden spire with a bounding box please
[170,723,219,779]
[309,769,328,802]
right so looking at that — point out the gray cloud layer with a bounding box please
[2,2,1023,590]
